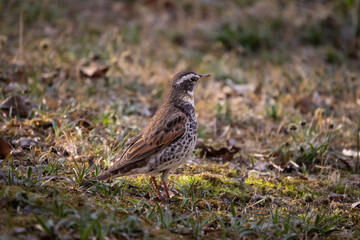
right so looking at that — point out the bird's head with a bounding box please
[168,71,210,104]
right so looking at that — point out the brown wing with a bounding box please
[98,107,187,180]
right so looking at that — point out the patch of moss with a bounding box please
[175,174,248,200]
[245,175,316,198]
[245,175,279,190]
[197,163,239,178]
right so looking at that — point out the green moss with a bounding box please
[196,163,239,177]
[245,175,279,190]
[245,175,316,198]
[174,174,248,200]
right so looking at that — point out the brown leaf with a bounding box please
[80,62,109,78]
[77,119,94,130]
[295,96,315,114]
[330,192,346,202]
[41,70,59,81]
[351,201,360,208]
[30,117,53,129]
[0,95,37,117]
[225,79,255,95]
[342,149,359,158]
[196,142,240,161]
[334,153,356,170]
[0,137,11,158]
[0,64,26,83]
[12,137,39,149]
[298,174,308,180]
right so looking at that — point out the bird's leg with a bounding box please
[162,179,170,199]
[161,170,171,199]
[151,176,162,200]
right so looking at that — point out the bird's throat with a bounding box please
[183,91,194,106]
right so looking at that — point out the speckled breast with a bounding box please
[150,110,197,173]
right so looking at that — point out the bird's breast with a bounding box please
[148,117,197,173]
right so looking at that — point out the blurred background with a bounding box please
[1,0,360,167]
[1,0,359,154]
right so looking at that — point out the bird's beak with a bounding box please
[199,74,211,80]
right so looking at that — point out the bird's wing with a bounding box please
[123,110,187,162]
[98,109,187,179]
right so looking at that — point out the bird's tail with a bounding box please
[96,172,112,181]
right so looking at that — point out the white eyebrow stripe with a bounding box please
[176,74,196,85]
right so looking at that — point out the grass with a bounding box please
[216,22,273,51]
[0,161,356,238]
[1,0,360,239]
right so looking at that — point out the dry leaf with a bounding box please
[0,95,37,117]
[30,117,53,129]
[77,119,94,130]
[12,137,39,149]
[336,153,356,170]
[196,142,240,161]
[41,70,59,82]
[330,192,346,202]
[0,137,11,158]
[0,64,26,83]
[225,79,255,95]
[351,201,360,208]
[295,96,315,114]
[342,149,359,158]
[80,62,109,78]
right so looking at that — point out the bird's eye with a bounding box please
[191,77,198,82]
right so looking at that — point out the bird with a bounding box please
[89,71,210,200]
